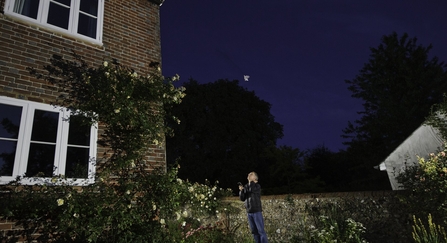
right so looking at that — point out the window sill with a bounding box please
[4,12,104,48]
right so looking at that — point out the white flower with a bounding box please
[126,190,130,195]
[57,198,64,206]
[160,218,165,225]
[103,61,108,67]
[182,221,186,227]
[152,204,157,211]
[131,72,138,78]
[114,108,120,113]
[182,210,188,218]
[128,204,132,208]
[73,213,79,218]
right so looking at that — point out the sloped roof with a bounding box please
[379,124,444,190]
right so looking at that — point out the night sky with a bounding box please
[159,1,447,152]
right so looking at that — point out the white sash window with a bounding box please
[4,0,104,44]
[0,96,97,185]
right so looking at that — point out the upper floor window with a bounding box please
[4,0,104,44]
[0,96,97,185]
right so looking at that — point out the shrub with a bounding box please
[302,199,368,243]
[396,146,447,227]
[0,52,190,242]
[412,214,447,243]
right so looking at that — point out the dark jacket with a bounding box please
[239,181,262,213]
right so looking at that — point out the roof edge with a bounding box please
[148,0,165,6]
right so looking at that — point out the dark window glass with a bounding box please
[0,140,17,176]
[80,0,98,16]
[47,1,71,29]
[0,104,22,139]
[26,143,56,177]
[26,110,59,177]
[78,13,97,38]
[13,0,40,19]
[0,103,22,177]
[65,147,89,178]
[31,110,58,143]
[68,115,90,146]
[54,0,71,5]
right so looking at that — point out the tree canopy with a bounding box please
[166,79,283,191]
[342,32,447,190]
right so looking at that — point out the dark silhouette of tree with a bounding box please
[260,145,325,194]
[342,32,447,190]
[166,79,283,190]
[304,145,345,192]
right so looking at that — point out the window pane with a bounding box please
[0,140,17,176]
[77,13,97,38]
[68,115,91,146]
[31,110,58,143]
[13,0,40,19]
[0,103,22,139]
[26,143,56,177]
[80,0,98,16]
[47,1,71,29]
[65,147,89,178]
[54,0,71,5]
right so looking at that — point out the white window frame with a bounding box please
[3,0,104,45]
[0,96,97,185]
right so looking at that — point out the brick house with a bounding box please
[0,0,167,237]
[0,0,166,186]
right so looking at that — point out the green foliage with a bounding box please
[343,32,447,190]
[413,214,447,243]
[427,95,447,142]
[302,200,368,243]
[397,146,447,226]
[307,216,367,243]
[0,51,192,242]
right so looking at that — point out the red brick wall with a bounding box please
[0,0,165,164]
[0,0,166,240]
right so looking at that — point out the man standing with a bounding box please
[239,172,268,243]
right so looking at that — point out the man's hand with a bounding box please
[239,185,244,191]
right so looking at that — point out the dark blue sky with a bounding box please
[160,1,447,152]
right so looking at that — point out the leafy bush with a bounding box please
[396,146,447,227]
[301,199,368,243]
[412,214,447,243]
[0,52,200,242]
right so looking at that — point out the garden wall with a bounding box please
[217,190,412,243]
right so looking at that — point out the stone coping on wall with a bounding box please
[222,190,401,201]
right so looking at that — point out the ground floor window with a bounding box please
[0,96,97,185]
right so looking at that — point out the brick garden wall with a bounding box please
[218,191,412,243]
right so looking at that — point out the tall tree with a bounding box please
[304,145,346,192]
[166,79,283,190]
[343,32,447,190]
[260,145,325,194]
